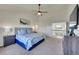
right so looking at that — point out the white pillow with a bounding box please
[26,28,33,34]
[17,28,27,35]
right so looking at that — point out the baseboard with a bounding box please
[0,46,3,48]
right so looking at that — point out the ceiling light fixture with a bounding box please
[37,11,42,16]
[33,4,47,16]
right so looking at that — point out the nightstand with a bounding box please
[3,35,16,47]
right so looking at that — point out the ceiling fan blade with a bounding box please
[33,4,48,16]
[32,10,38,15]
[41,11,48,13]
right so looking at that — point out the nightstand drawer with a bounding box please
[4,35,15,46]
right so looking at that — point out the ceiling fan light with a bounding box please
[37,12,41,15]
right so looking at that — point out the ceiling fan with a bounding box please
[34,4,48,16]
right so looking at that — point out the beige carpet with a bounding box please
[0,37,63,55]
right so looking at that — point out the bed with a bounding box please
[15,28,45,51]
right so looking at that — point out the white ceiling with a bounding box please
[0,4,76,26]
[0,4,69,12]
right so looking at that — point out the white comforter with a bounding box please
[16,33,44,50]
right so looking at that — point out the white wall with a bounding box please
[0,12,36,27]
[0,28,4,46]
[67,4,76,18]
[38,25,53,37]
[37,22,66,38]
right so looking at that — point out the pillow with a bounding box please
[17,28,27,35]
[26,28,33,34]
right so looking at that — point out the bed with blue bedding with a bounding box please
[15,28,44,51]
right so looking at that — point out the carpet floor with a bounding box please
[0,37,63,55]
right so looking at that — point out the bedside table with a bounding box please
[3,35,16,47]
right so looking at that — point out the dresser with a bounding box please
[3,35,16,47]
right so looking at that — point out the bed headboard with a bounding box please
[15,27,33,35]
